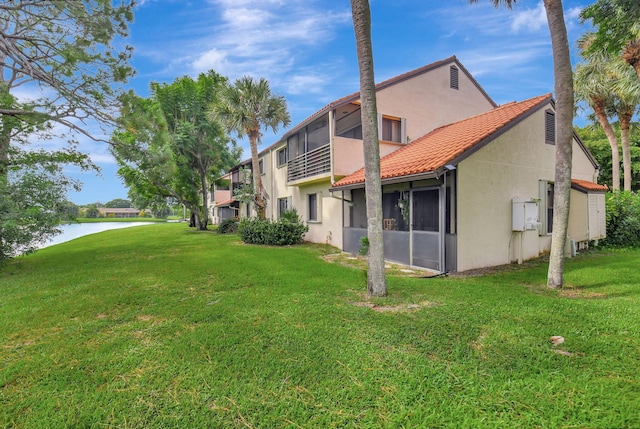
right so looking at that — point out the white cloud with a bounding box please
[191,48,231,74]
[511,2,547,33]
[286,73,328,95]
[181,2,351,90]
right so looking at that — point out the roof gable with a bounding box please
[333,94,553,188]
[279,56,496,144]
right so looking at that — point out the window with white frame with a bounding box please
[258,159,265,175]
[307,193,321,222]
[277,147,287,167]
[379,115,404,143]
[277,197,290,218]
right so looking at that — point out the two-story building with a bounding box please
[212,56,606,273]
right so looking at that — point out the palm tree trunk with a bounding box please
[593,102,620,191]
[619,111,633,191]
[249,132,266,219]
[351,0,387,297]
[544,0,574,289]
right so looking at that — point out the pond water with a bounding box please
[42,222,154,248]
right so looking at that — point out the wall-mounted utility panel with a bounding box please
[512,198,540,231]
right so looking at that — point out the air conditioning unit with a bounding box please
[512,198,539,232]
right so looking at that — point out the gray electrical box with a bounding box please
[512,198,540,231]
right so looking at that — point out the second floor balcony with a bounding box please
[287,143,331,183]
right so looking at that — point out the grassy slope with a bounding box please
[1,223,638,428]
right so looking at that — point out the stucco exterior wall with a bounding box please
[375,63,495,141]
[333,136,403,178]
[456,106,598,271]
[295,180,343,249]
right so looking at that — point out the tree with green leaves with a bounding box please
[104,198,132,208]
[350,0,387,297]
[470,0,573,289]
[610,61,640,191]
[208,77,290,220]
[112,72,240,230]
[581,0,640,80]
[0,0,135,262]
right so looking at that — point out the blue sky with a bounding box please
[67,0,593,205]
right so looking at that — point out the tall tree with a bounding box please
[112,72,240,230]
[581,0,640,80]
[610,60,640,191]
[350,0,387,297]
[574,49,621,190]
[208,77,290,220]
[0,0,134,260]
[471,0,574,288]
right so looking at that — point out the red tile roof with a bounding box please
[333,94,553,188]
[571,179,608,192]
[216,198,236,206]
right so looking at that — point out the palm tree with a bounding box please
[470,0,574,289]
[581,0,640,81]
[611,60,640,191]
[350,0,387,297]
[574,49,621,191]
[209,77,290,219]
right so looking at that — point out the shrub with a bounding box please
[603,191,640,247]
[358,236,369,256]
[238,212,308,245]
[217,218,239,234]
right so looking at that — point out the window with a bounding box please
[307,193,321,222]
[338,125,362,139]
[450,65,459,90]
[287,133,303,160]
[545,110,555,145]
[380,116,402,142]
[277,147,287,167]
[307,119,329,151]
[539,180,554,234]
[259,159,264,175]
[277,197,290,218]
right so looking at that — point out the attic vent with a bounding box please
[545,110,555,145]
[450,65,459,90]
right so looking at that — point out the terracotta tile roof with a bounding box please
[216,198,236,206]
[333,94,553,188]
[571,179,608,192]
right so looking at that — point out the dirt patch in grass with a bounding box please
[322,253,439,277]
[351,300,439,313]
[560,288,607,299]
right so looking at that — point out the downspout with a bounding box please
[329,109,335,185]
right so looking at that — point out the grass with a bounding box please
[1,223,639,428]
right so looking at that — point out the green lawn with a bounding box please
[1,223,638,428]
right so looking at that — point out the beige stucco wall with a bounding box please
[294,180,343,249]
[333,136,403,178]
[375,63,495,141]
[456,106,598,271]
